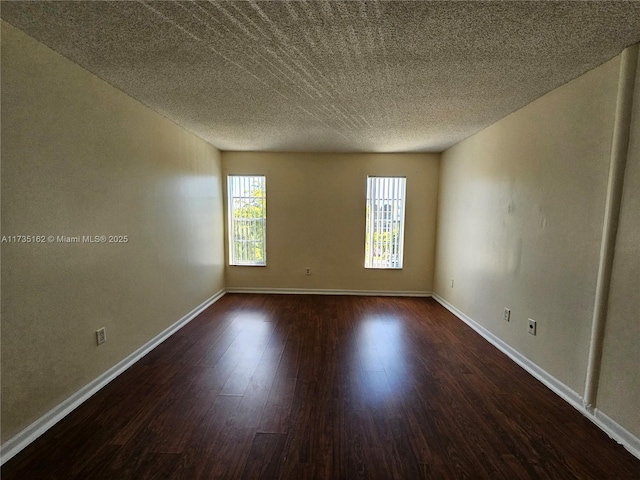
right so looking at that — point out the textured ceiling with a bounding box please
[2,1,640,153]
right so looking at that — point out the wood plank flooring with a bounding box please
[3,294,640,479]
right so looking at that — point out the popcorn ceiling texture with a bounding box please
[2,1,640,153]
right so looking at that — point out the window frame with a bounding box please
[227,174,267,266]
[364,176,407,270]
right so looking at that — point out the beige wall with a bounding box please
[1,23,225,442]
[598,48,640,438]
[3,14,637,454]
[435,48,640,441]
[434,55,621,395]
[222,152,439,294]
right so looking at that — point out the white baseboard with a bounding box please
[432,293,640,462]
[5,290,638,465]
[0,289,226,465]
[226,287,432,297]
[593,409,640,460]
[431,294,583,409]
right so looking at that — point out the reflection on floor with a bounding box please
[3,294,639,479]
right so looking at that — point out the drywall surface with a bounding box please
[598,48,640,438]
[222,152,439,293]
[1,23,225,442]
[434,56,621,395]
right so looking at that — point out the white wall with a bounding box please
[1,22,225,443]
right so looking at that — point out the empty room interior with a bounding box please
[2,1,640,479]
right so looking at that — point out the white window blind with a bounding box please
[365,176,406,269]
[228,175,266,266]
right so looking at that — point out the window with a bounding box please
[228,175,266,266]
[364,176,406,269]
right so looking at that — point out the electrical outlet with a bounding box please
[305,267,311,275]
[528,319,537,336]
[503,308,511,322]
[96,327,106,345]
[450,279,454,288]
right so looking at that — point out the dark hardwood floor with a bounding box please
[3,294,640,479]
